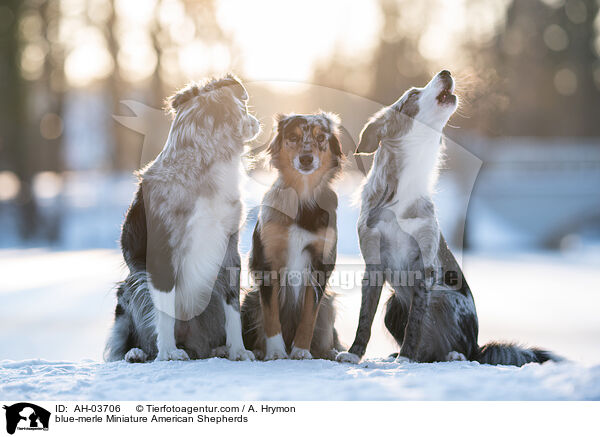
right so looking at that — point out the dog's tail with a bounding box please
[476,342,562,366]
[104,271,155,362]
[103,280,135,362]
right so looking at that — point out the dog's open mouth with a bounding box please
[436,71,456,105]
[437,89,456,105]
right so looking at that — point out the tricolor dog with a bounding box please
[241,113,344,360]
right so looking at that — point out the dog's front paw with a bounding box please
[323,348,339,361]
[265,334,288,360]
[228,347,255,361]
[264,348,288,360]
[124,348,148,363]
[336,351,360,364]
[155,348,190,361]
[290,347,312,360]
[446,351,467,362]
[211,345,229,358]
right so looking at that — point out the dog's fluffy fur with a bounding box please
[105,74,259,362]
[241,113,344,360]
[337,71,560,366]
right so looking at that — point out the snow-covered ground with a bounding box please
[2,357,598,401]
[1,249,599,400]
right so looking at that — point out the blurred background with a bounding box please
[0,0,599,363]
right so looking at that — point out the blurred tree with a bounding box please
[313,0,431,105]
[149,0,166,108]
[39,0,65,172]
[106,0,124,170]
[39,0,66,241]
[369,0,432,105]
[0,0,39,239]
[467,0,600,136]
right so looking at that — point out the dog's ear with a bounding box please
[166,83,200,114]
[267,113,289,156]
[320,111,343,157]
[355,117,383,155]
[329,131,342,157]
[225,73,249,101]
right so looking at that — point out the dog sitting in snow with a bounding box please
[105,74,259,362]
[241,113,344,360]
[337,71,561,366]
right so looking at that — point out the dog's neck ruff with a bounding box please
[390,122,442,200]
[274,173,328,207]
[364,123,443,215]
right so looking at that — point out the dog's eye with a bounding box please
[288,134,298,142]
[316,134,325,143]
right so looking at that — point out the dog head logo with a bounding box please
[3,403,50,435]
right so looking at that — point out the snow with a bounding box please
[1,357,598,401]
[1,249,600,401]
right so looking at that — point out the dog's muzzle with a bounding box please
[299,154,313,167]
[296,153,318,174]
[436,70,456,105]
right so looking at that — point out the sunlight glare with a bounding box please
[216,0,381,87]
[65,26,114,87]
[118,31,158,82]
[179,41,231,79]
[114,0,157,24]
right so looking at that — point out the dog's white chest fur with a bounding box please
[174,158,242,319]
[393,122,441,200]
[285,224,317,302]
[361,122,442,268]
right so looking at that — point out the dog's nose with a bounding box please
[439,70,451,77]
[299,154,313,166]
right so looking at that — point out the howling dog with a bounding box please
[241,113,344,360]
[337,71,560,366]
[105,74,258,362]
